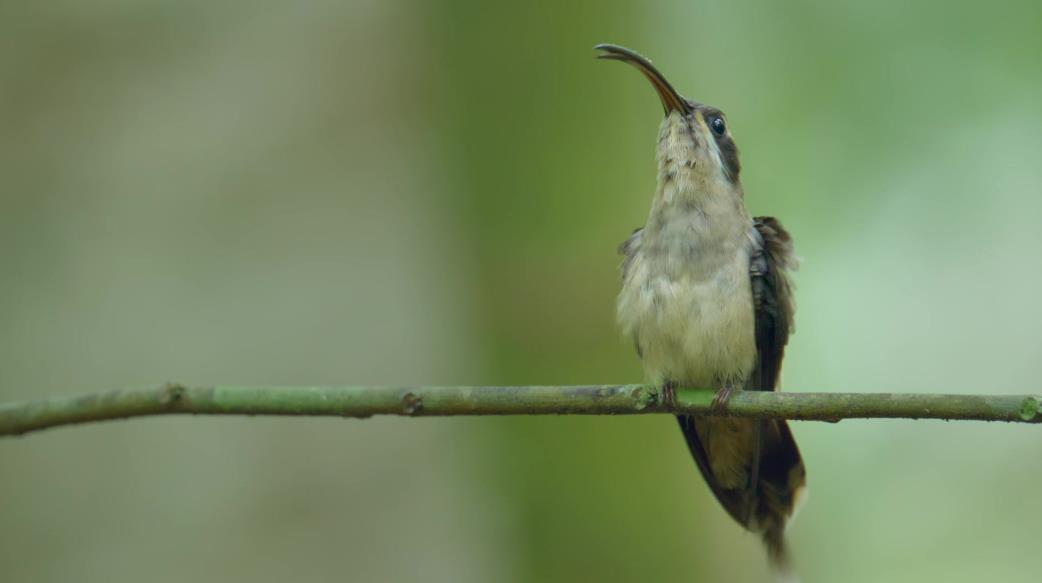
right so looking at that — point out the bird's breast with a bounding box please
[617,214,757,389]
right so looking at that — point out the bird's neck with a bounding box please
[644,152,750,249]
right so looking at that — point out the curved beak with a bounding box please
[595,44,691,116]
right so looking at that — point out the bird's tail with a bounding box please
[676,415,806,577]
[764,523,800,582]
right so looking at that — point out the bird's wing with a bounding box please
[618,228,644,356]
[618,227,643,281]
[743,216,796,516]
[743,216,805,564]
[747,216,797,392]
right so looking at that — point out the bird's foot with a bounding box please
[661,381,678,411]
[710,384,738,413]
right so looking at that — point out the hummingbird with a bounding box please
[596,44,807,574]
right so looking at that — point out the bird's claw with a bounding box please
[661,381,678,411]
[710,385,737,413]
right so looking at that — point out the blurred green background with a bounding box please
[2,1,1041,582]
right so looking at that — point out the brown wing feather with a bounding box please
[748,216,797,393]
[747,217,805,566]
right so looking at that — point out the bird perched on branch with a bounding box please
[597,43,807,578]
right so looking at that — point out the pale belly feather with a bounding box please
[617,240,757,390]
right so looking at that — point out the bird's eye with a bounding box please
[710,116,726,136]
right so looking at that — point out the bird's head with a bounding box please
[596,44,741,190]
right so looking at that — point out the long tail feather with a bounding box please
[676,415,806,575]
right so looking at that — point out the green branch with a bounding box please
[1,384,1040,436]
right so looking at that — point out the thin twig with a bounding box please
[1,384,1039,436]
